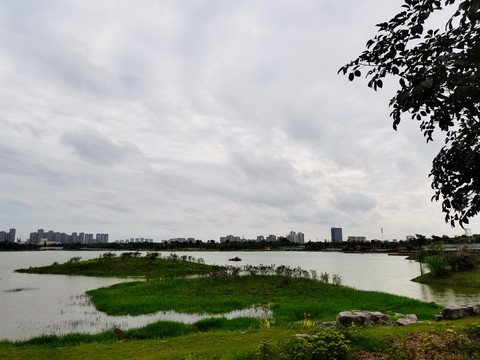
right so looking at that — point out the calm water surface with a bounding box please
[0,250,478,340]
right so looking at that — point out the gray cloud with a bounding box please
[0,0,472,241]
[61,127,143,166]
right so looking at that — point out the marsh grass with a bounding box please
[15,255,220,278]
[1,317,264,348]
[87,275,440,322]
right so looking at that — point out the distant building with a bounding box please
[26,229,107,244]
[8,228,16,243]
[297,232,305,244]
[331,227,343,243]
[220,235,242,243]
[266,234,277,242]
[347,236,366,242]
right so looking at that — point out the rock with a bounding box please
[433,315,443,321]
[396,314,417,326]
[442,305,477,320]
[336,310,392,327]
[314,321,337,328]
[471,304,480,316]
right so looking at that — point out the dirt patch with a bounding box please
[354,331,480,360]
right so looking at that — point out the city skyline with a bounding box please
[5,225,470,244]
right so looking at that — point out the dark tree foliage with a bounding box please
[339,0,480,227]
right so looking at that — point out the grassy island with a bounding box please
[412,267,480,287]
[15,252,220,278]
[5,253,480,359]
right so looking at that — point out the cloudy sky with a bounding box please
[0,0,474,242]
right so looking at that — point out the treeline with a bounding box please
[1,233,479,252]
[306,233,480,252]
[0,237,294,251]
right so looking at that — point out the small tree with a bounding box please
[340,0,480,227]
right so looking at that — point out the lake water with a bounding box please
[0,250,478,341]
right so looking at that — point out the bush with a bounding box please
[446,251,479,271]
[424,255,450,277]
[255,328,351,359]
[320,272,329,284]
[145,252,160,260]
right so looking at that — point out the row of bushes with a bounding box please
[95,252,206,264]
[208,264,342,285]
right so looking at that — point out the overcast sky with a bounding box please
[0,0,475,242]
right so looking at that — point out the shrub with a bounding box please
[255,328,351,359]
[446,251,479,271]
[320,272,329,284]
[424,255,450,277]
[332,274,342,285]
[145,252,160,260]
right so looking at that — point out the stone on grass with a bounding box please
[336,310,392,327]
[442,304,480,320]
[396,314,418,326]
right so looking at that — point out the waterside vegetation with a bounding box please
[15,252,220,278]
[7,252,480,358]
[411,245,480,287]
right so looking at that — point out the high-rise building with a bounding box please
[267,234,277,242]
[296,232,305,244]
[331,227,343,243]
[8,228,16,242]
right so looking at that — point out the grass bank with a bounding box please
[412,267,480,287]
[1,318,479,359]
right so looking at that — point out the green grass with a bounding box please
[15,256,221,278]
[10,257,472,359]
[1,319,479,359]
[87,275,441,322]
[412,267,480,287]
